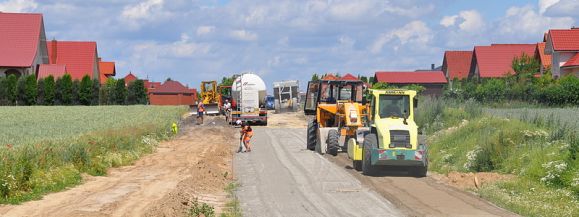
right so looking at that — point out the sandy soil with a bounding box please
[430,171,516,191]
[0,116,236,217]
[266,112,308,128]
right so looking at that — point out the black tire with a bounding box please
[306,121,317,150]
[413,166,428,177]
[353,160,362,171]
[326,129,339,156]
[362,133,377,176]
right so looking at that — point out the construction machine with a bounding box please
[303,79,368,156]
[348,89,427,177]
[200,81,220,115]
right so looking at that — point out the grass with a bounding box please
[220,182,242,217]
[0,106,188,204]
[418,98,578,216]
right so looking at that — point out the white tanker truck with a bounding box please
[230,73,268,125]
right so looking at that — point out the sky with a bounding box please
[0,0,578,89]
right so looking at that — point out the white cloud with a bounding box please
[370,21,432,54]
[539,0,559,14]
[121,0,164,20]
[0,0,37,12]
[543,0,579,17]
[498,5,574,36]
[230,29,258,41]
[440,10,485,32]
[196,25,215,36]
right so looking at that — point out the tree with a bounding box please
[91,78,100,105]
[3,75,18,105]
[511,53,540,83]
[311,74,319,81]
[71,80,80,105]
[104,78,117,105]
[369,76,375,84]
[15,75,26,105]
[371,82,390,89]
[56,74,73,105]
[113,78,127,105]
[359,76,368,83]
[219,76,235,86]
[23,75,37,105]
[79,75,93,105]
[44,75,56,105]
[37,78,45,105]
[127,79,148,105]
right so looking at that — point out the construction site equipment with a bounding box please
[200,81,220,115]
[348,89,427,177]
[304,79,367,157]
[231,73,268,125]
[273,80,299,113]
[217,85,233,114]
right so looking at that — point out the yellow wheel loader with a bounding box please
[303,80,368,156]
[200,81,220,115]
[348,89,427,177]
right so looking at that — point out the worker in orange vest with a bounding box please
[197,99,205,124]
[240,123,253,152]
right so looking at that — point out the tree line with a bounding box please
[0,74,148,106]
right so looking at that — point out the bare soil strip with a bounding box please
[0,116,236,217]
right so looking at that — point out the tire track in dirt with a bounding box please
[0,116,237,217]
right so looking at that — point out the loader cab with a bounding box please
[369,89,417,122]
[303,80,365,115]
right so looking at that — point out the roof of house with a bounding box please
[536,42,552,69]
[562,53,579,68]
[149,80,195,94]
[443,51,472,80]
[0,13,44,67]
[374,71,447,84]
[47,40,98,81]
[548,29,579,51]
[98,61,115,84]
[37,64,66,79]
[124,72,137,84]
[340,73,359,81]
[321,74,339,80]
[473,44,536,78]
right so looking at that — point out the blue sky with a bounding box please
[1,0,577,89]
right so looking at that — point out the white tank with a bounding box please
[232,73,267,115]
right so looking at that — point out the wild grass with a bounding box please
[0,106,187,204]
[220,182,242,217]
[419,98,578,216]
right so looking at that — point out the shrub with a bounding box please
[56,74,73,105]
[71,80,80,105]
[475,79,506,102]
[43,76,55,105]
[15,75,26,105]
[79,75,93,106]
[0,76,6,105]
[37,78,45,105]
[113,78,127,105]
[127,79,148,105]
[23,75,37,105]
[91,78,100,105]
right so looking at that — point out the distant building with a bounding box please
[545,28,579,78]
[124,72,138,85]
[148,80,198,106]
[37,64,66,79]
[374,71,447,96]
[442,51,472,81]
[536,42,552,75]
[47,40,100,81]
[98,59,116,84]
[0,13,49,77]
[469,44,536,79]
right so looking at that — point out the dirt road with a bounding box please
[0,117,236,217]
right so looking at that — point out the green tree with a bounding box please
[37,78,45,105]
[311,74,319,81]
[113,78,127,105]
[3,74,18,105]
[359,76,368,83]
[79,75,93,105]
[475,79,506,102]
[91,78,100,105]
[371,82,390,89]
[219,76,235,86]
[44,75,56,105]
[15,75,26,105]
[71,80,80,105]
[369,76,375,84]
[56,74,73,105]
[104,78,117,105]
[402,84,426,94]
[127,79,148,105]
[511,53,540,83]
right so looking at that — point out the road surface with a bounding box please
[235,125,516,217]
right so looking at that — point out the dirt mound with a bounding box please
[431,171,515,190]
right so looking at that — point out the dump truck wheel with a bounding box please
[306,121,317,150]
[326,129,339,156]
[353,161,362,171]
[413,166,427,177]
[362,133,377,175]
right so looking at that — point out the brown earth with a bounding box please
[0,116,236,217]
[430,171,516,191]
[266,112,308,128]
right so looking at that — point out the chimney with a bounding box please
[50,39,57,64]
[98,57,102,62]
[431,64,435,70]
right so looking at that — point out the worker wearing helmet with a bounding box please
[240,123,253,152]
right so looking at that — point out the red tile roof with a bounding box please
[473,44,536,78]
[124,72,137,84]
[548,29,579,51]
[149,80,195,94]
[98,61,115,84]
[0,13,45,67]
[321,74,338,80]
[37,64,66,79]
[562,53,579,68]
[443,51,472,80]
[374,71,447,84]
[536,42,552,69]
[47,40,98,81]
[340,73,359,81]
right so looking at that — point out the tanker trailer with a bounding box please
[231,73,268,125]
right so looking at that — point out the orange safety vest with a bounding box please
[198,103,205,112]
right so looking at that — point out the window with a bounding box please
[378,95,410,118]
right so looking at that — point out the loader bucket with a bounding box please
[204,103,220,115]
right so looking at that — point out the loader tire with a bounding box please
[307,121,317,151]
[412,166,428,178]
[326,129,339,156]
[353,161,362,171]
[362,133,377,176]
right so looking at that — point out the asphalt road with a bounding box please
[234,127,402,217]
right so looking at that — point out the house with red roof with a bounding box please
[47,39,100,81]
[0,12,49,77]
[545,28,579,78]
[374,71,447,96]
[536,42,552,74]
[148,80,198,106]
[98,59,116,84]
[442,51,472,81]
[37,64,66,79]
[468,44,536,79]
[124,72,138,85]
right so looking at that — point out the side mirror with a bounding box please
[413,98,418,108]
